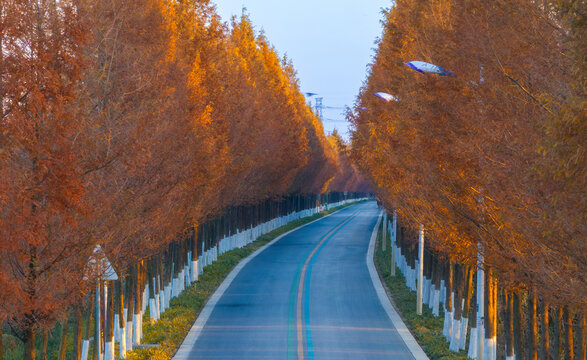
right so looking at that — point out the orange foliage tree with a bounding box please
[1,1,366,358]
[351,0,585,356]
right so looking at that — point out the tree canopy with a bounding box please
[351,0,585,309]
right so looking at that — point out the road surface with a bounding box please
[175,201,424,359]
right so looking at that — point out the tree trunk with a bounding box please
[528,289,538,360]
[506,290,515,359]
[382,212,387,251]
[390,214,396,277]
[460,266,473,350]
[0,321,3,360]
[514,291,524,360]
[566,307,574,360]
[134,263,141,345]
[83,292,94,360]
[468,272,478,359]
[97,282,104,360]
[158,253,166,315]
[105,281,114,360]
[543,302,550,360]
[493,277,498,360]
[73,306,83,360]
[416,224,424,315]
[126,270,134,351]
[579,313,586,360]
[41,329,48,360]
[148,259,156,325]
[443,261,453,341]
[154,256,161,314]
[425,251,433,307]
[23,328,36,360]
[433,256,441,317]
[484,270,496,360]
[192,226,199,282]
[450,265,464,351]
[118,278,126,359]
[58,316,69,360]
[555,307,564,360]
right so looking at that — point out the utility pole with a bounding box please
[477,243,485,360]
[390,212,396,276]
[417,224,424,315]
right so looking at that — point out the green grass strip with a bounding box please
[127,200,366,360]
[374,221,469,360]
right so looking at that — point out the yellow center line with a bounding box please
[296,211,360,359]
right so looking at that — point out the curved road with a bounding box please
[174,201,425,359]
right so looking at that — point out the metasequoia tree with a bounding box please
[80,0,221,270]
[1,1,365,358]
[327,130,371,193]
[351,0,585,356]
[0,0,93,357]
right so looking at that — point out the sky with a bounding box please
[213,0,393,140]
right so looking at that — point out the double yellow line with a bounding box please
[295,210,361,359]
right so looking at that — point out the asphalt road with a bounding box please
[178,201,418,359]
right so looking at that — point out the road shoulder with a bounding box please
[366,211,429,360]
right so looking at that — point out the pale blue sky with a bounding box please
[213,0,392,140]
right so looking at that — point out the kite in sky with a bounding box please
[405,61,454,76]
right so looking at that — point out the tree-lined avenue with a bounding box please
[175,202,418,360]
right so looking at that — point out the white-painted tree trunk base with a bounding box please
[440,280,446,305]
[155,291,161,319]
[133,313,140,344]
[484,336,496,360]
[139,311,143,340]
[185,266,191,288]
[192,260,198,282]
[172,276,180,298]
[81,340,89,360]
[459,317,468,350]
[126,321,133,351]
[427,282,435,309]
[159,283,167,314]
[114,314,120,342]
[104,340,114,360]
[443,311,453,340]
[120,324,126,359]
[451,292,455,310]
[142,285,148,312]
[468,328,478,359]
[160,287,166,315]
[423,277,429,305]
[432,289,440,317]
[505,354,516,360]
[477,326,485,360]
[483,338,490,360]
[149,298,157,321]
[178,269,185,294]
[449,318,461,351]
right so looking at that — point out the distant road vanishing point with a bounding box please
[173,201,427,360]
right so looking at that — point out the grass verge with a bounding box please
[127,200,366,360]
[374,221,469,360]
